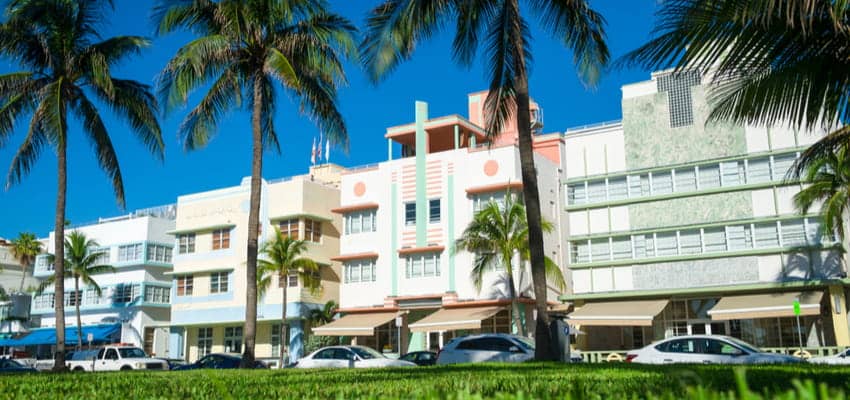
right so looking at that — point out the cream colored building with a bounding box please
[168,165,343,365]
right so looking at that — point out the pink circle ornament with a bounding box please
[483,160,499,176]
[353,182,366,197]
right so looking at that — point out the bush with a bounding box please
[303,335,341,355]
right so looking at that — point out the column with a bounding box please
[388,138,393,161]
[415,101,428,247]
[828,285,850,346]
[453,125,460,149]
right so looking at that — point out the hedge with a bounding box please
[0,363,848,399]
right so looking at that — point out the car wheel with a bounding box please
[73,366,85,372]
[120,365,133,371]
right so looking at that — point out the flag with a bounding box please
[325,139,330,163]
[310,137,316,165]
[317,132,323,160]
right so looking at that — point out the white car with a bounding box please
[808,348,850,365]
[66,346,169,371]
[295,346,416,368]
[436,333,535,365]
[626,335,801,365]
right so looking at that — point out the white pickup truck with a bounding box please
[66,345,169,371]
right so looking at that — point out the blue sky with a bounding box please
[0,1,657,238]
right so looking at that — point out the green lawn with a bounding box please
[0,363,848,399]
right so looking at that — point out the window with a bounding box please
[655,232,678,256]
[210,272,229,293]
[405,253,440,278]
[271,324,289,357]
[611,237,632,260]
[567,183,586,205]
[587,180,607,203]
[659,339,698,353]
[345,210,376,234]
[304,219,322,243]
[65,291,81,306]
[747,157,772,184]
[607,177,628,201]
[404,203,416,226]
[473,191,510,212]
[727,225,753,251]
[118,243,143,262]
[197,327,213,357]
[91,249,110,265]
[146,244,173,263]
[178,234,196,254]
[679,230,702,255]
[590,239,610,262]
[754,222,779,248]
[114,285,137,303]
[344,259,376,283]
[570,241,590,264]
[657,71,700,128]
[85,289,102,305]
[703,227,727,253]
[674,168,697,192]
[279,219,300,239]
[781,220,807,247]
[35,293,54,309]
[698,165,721,189]
[224,326,243,353]
[457,337,516,352]
[176,275,194,296]
[429,199,441,223]
[144,286,170,304]
[212,229,230,250]
[652,172,673,195]
[772,153,797,180]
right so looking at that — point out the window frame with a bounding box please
[210,272,229,294]
[176,275,194,296]
[212,229,231,250]
[404,202,416,226]
[177,234,196,254]
[428,198,441,224]
[304,219,322,243]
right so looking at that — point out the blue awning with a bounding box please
[0,324,120,347]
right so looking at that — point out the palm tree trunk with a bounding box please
[510,1,553,360]
[279,282,288,368]
[18,259,28,293]
[53,136,67,372]
[505,266,526,337]
[74,276,82,350]
[241,74,263,368]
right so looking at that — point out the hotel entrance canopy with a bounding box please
[566,300,668,326]
[312,312,399,336]
[408,306,503,332]
[707,292,823,320]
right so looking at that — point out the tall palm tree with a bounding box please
[37,231,116,350]
[257,229,321,368]
[455,193,565,337]
[10,232,42,293]
[793,145,850,253]
[154,0,355,367]
[0,0,163,370]
[361,0,608,360]
[620,0,849,177]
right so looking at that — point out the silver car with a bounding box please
[295,346,416,369]
[808,348,850,365]
[626,335,801,364]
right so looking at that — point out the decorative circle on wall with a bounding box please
[483,160,499,176]
[353,182,366,197]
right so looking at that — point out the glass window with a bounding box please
[781,220,807,247]
[570,241,590,264]
[772,153,797,180]
[607,177,628,201]
[405,253,440,278]
[587,180,607,203]
[567,183,586,205]
[721,161,743,186]
[652,172,673,195]
[117,243,143,262]
[699,165,721,189]
[146,244,173,263]
[345,209,376,234]
[91,249,110,265]
[665,339,697,353]
[727,225,753,250]
[343,259,376,283]
[85,289,102,305]
[65,290,81,306]
[429,199,441,223]
[633,235,654,258]
[224,326,242,353]
[806,219,824,244]
[679,229,702,255]
[754,222,779,248]
[304,219,322,243]
[611,236,632,260]
[287,274,298,288]
[271,324,289,357]
[178,234,196,254]
[279,219,300,240]
[655,232,678,257]
[627,175,647,198]
[590,239,610,262]
[197,327,213,357]
[747,157,772,183]
[177,275,194,296]
[210,272,229,293]
[473,191,510,213]
[114,285,136,303]
[703,227,727,253]
[212,229,230,250]
[144,286,170,304]
[404,203,416,226]
[674,168,697,192]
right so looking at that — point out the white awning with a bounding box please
[311,312,398,336]
[566,300,669,326]
[408,306,503,333]
[707,292,823,321]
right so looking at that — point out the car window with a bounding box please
[350,347,382,360]
[118,348,147,359]
[663,339,697,353]
[96,349,105,359]
[314,349,335,359]
[105,349,119,360]
[418,353,433,361]
[724,337,760,354]
[199,355,217,368]
[513,337,535,351]
[400,353,416,362]
[457,338,485,351]
[456,338,514,352]
[331,349,355,360]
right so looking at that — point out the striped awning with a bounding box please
[566,300,668,326]
[311,312,398,336]
[408,306,503,333]
[707,292,823,321]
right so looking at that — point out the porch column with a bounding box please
[387,138,393,161]
[453,125,460,149]
[828,285,850,346]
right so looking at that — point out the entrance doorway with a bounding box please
[688,320,728,335]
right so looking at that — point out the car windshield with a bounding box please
[513,336,535,351]
[724,337,761,354]
[350,347,384,360]
[118,348,147,358]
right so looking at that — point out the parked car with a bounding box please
[0,358,37,373]
[295,346,416,368]
[626,335,801,364]
[808,348,850,365]
[436,334,535,365]
[399,351,437,366]
[173,353,268,370]
[66,345,169,371]
[156,358,189,370]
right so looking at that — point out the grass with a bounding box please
[0,363,848,399]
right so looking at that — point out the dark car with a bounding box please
[0,358,37,373]
[156,358,188,370]
[173,353,267,370]
[398,351,437,366]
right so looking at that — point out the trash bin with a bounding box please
[548,318,572,363]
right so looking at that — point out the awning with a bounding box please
[566,300,668,326]
[0,324,120,347]
[707,291,823,321]
[312,312,398,336]
[408,306,503,332]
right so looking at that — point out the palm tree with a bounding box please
[455,193,565,337]
[10,232,42,293]
[37,231,116,350]
[154,0,355,367]
[620,0,849,177]
[0,0,163,371]
[793,145,850,254]
[361,0,608,360]
[257,228,321,368]
[308,300,337,325]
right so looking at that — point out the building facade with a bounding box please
[561,70,848,351]
[313,95,568,355]
[168,165,343,365]
[30,206,176,357]
[0,241,39,335]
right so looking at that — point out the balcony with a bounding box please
[33,241,174,277]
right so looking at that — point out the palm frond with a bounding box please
[70,91,126,207]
